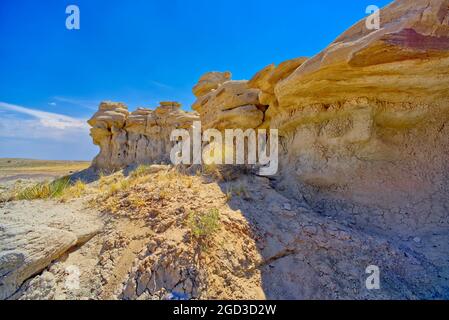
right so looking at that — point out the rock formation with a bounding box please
[88,0,449,237]
[247,57,308,126]
[192,72,267,130]
[88,101,199,170]
[87,0,449,237]
[192,71,232,98]
[187,0,449,236]
[267,0,449,236]
[0,200,101,299]
[3,0,449,301]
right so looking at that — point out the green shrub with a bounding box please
[187,208,221,243]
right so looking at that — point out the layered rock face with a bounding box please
[88,102,199,170]
[192,72,267,130]
[247,57,308,127]
[185,0,449,235]
[265,0,449,235]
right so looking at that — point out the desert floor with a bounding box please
[0,158,90,187]
[1,160,448,300]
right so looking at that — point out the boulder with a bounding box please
[0,200,102,299]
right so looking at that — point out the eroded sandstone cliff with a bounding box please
[266,0,449,236]
[88,101,199,170]
[88,0,449,237]
[192,72,267,130]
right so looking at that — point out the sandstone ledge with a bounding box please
[88,102,199,170]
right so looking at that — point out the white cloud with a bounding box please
[0,102,90,142]
[53,96,99,110]
[0,102,88,130]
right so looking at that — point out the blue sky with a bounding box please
[0,0,391,160]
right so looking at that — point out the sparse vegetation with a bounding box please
[224,183,249,200]
[234,184,249,198]
[202,164,223,180]
[60,180,87,202]
[14,176,71,200]
[128,194,146,208]
[187,208,221,245]
[225,185,233,202]
[130,165,152,178]
[107,179,131,196]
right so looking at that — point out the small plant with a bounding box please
[108,181,125,196]
[202,164,222,179]
[101,175,131,196]
[119,178,130,190]
[15,176,71,200]
[130,165,152,179]
[234,184,249,198]
[184,175,193,188]
[225,188,233,202]
[187,208,221,245]
[105,197,120,213]
[60,180,87,201]
[98,172,110,191]
[157,185,171,200]
[129,194,146,208]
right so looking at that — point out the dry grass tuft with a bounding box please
[14,176,71,200]
[187,208,221,248]
[60,180,87,202]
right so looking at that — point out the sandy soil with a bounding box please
[1,164,448,300]
[0,158,90,184]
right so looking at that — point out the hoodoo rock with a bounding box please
[247,57,308,127]
[192,71,232,98]
[88,101,199,170]
[192,72,266,130]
